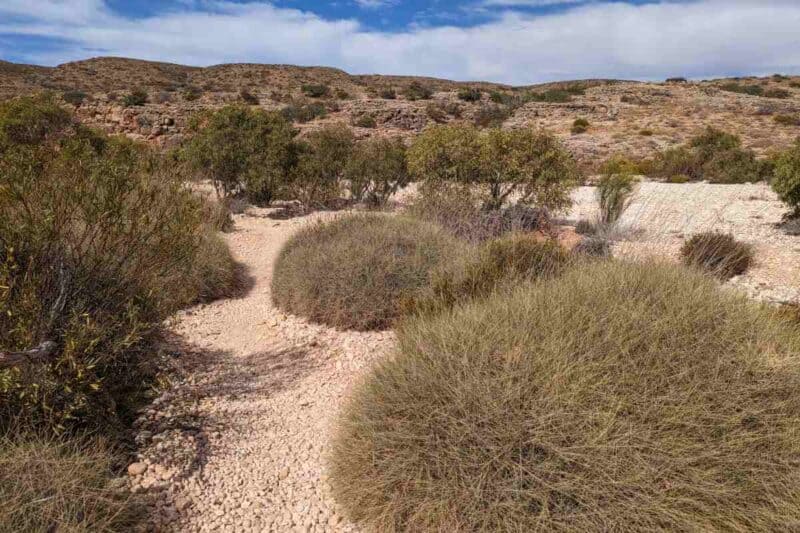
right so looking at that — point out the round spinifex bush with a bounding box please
[329,261,800,531]
[271,214,463,331]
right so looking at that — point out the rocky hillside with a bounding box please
[2,57,799,168]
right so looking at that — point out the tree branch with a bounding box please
[0,341,58,369]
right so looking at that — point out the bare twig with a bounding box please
[0,341,58,369]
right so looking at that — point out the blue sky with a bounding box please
[1,1,799,84]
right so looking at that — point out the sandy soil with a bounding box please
[127,181,798,533]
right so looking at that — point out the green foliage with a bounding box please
[301,84,330,98]
[280,101,327,123]
[184,105,298,204]
[62,90,87,106]
[571,117,589,134]
[0,97,236,432]
[408,233,568,315]
[597,156,639,224]
[765,88,791,99]
[122,89,148,107]
[408,124,579,211]
[681,232,753,279]
[529,89,572,103]
[352,114,377,128]
[182,85,203,101]
[771,140,800,217]
[473,104,512,128]
[403,81,433,101]
[666,77,688,83]
[720,83,764,96]
[774,114,800,126]
[271,215,462,331]
[0,433,142,531]
[379,87,397,99]
[344,137,409,207]
[330,261,800,531]
[239,89,259,105]
[335,88,351,100]
[457,87,482,102]
[291,123,354,207]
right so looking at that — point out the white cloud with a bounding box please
[1,1,799,84]
[354,0,400,8]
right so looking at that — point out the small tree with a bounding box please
[292,123,354,207]
[184,106,298,204]
[122,89,148,107]
[345,137,409,207]
[772,140,800,218]
[597,156,639,225]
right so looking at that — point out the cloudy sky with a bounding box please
[1,0,799,84]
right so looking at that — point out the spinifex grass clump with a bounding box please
[681,231,753,279]
[271,214,463,331]
[330,261,800,532]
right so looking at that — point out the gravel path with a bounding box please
[129,209,390,532]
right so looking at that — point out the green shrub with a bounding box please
[0,433,141,531]
[335,88,351,100]
[345,137,409,207]
[571,118,589,134]
[681,232,753,279]
[597,157,639,224]
[379,87,397,99]
[301,84,329,98]
[771,140,800,217]
[666,173,690,183]
[330,261,800,532]
[639,128,654,136]
[280,101,327,123]
[774,114,800,126]
[352,114,377,128]
[408,124,578,211]
[765,88,791,99]
[239,89,259,105]
[790,81,800,89]
[271,215,462,330]
[529,89,572,103]
[182,85,203,101]
[472,104,512,128]
[407,233,568,315]
[574,219,596,235]
[572,236,611,257]
[291,123,354,208]
[0,97,236,431]
[62,90,87,106]
[184,105,298,203]
[403,81,433,101]
[666,76,688,83]
[122,89,148,107]
[720,82,764,96]
[425,102,447,123]
[457,87,482,102]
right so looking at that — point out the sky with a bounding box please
[1,0,799,85]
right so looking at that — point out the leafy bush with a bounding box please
[0,433,141,531]
[403,81,433,101]
[425,102,447,123]
[62,90,87,106]
[407,234,568,315]
[352,114,377,128]
[280,101,327,123]
[0,96,236,431]
[345,137,409,207]
[182,85,203,101]
[529,89,572,103]
[330,261,800,532]
[571,117,589,134]
[681,232,753,279]
[408,124,578,211]
[597,156,639,224]
[379,87,397,99]
[574,219,596,235]
[291,123,354,207]
[184,105,298,203]
[765,88,791,99]
[472,104,512,128]
[239,89,259,105]
[771,140,800,217]
[666,77,688,83]
[774,114,800,126]
[720,82,764,96]
[335,88,351,100]
[122,89,148,107]
[457,87,482,102]
[301,84,329,98]
[271,215,462,330]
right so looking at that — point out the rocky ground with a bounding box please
[125,181,798,532]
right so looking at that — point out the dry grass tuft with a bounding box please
[271,214,464,331]
[681,231,754,279]
[0,433,141,532]
[330,261,800,532]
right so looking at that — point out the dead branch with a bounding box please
[0,341,57,369]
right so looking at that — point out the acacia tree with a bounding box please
[184,105,298,204]
[408,124,579,211]
[291,123,355,208]
[345,137,409,207]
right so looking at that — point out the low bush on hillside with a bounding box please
[379,87,396,99]
[408,124,579,211]
[122,89,148,107]
[407,233,568,315]
[0,432,141,531]
[345,137,409,207]
[681,232,753,279]
[330,261,800,532]
[720,82,764,96]
[771,140,800,218]
[0,96,237,432]
[62,90,87,106]
[239,89,259,105]
[182,85,203,101]
[352,114,377,128]
[571,117,589,134]
[765,88,791,99]
[271,215,462,331]
[301,84,329,98]
[774,114,800,126]
[291,123,354,208]
[666,76,688,83]
[652,127,768,183]
[457,87,482,102]
[184,105,299,204]
[280,101,327,123]
[529,89,572,103]
[403,82,433,101]
[472,104,513,128]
